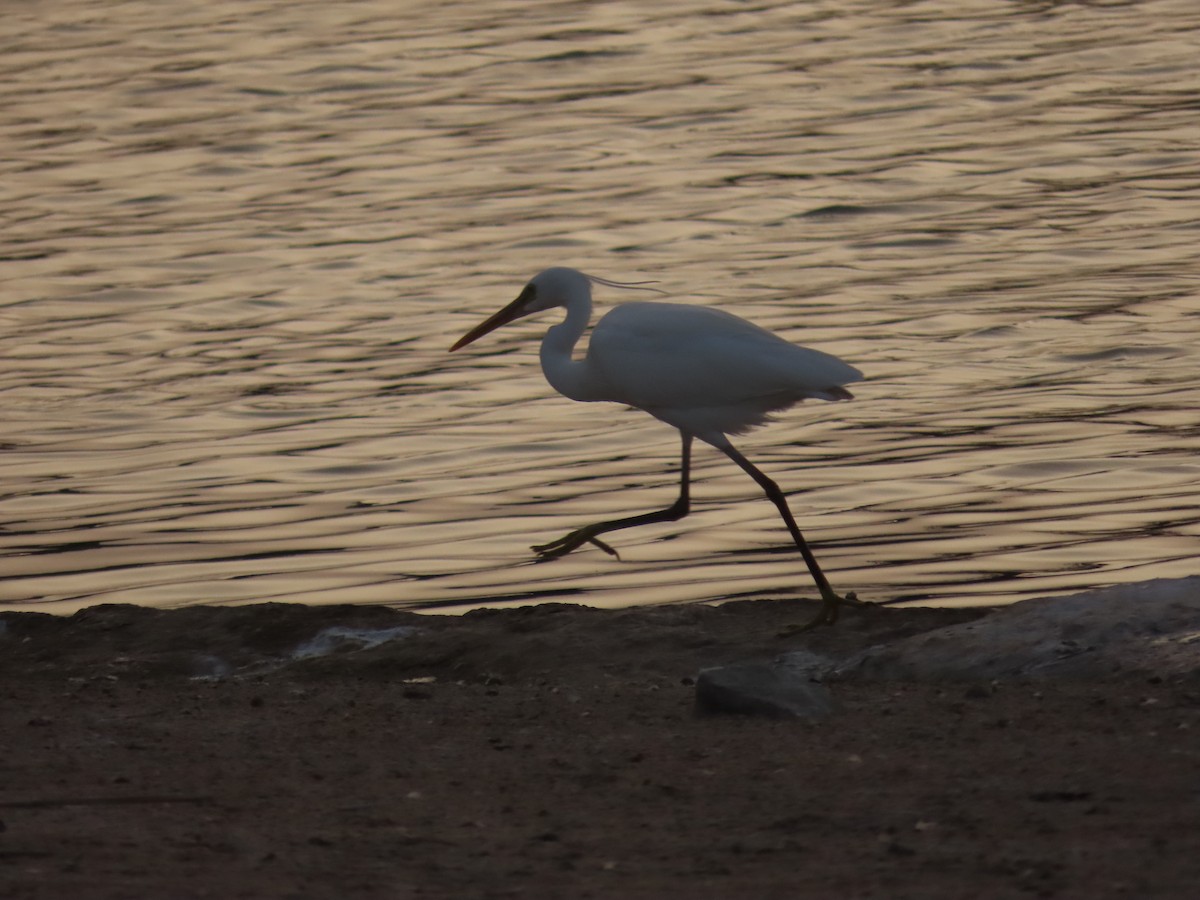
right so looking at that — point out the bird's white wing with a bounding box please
[587,302,861,413]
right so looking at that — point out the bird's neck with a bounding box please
[539,293,600,402]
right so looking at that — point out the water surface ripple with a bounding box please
[3,0,1200,613]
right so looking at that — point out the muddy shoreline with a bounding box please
[2,599,1197,899]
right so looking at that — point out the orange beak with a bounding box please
[449,285,534,352]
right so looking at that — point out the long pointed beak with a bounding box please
[449,285,533,352]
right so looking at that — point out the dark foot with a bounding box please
[532,529,620,561]
[778,591,864,635]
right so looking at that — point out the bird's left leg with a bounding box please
[719,442,863,632]
[532,433,693,560]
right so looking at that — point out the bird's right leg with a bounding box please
[532,433,693,560]
[719,441,863,632]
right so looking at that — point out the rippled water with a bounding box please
[3,0,1200,615]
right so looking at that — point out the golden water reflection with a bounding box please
[2,0,1200,613]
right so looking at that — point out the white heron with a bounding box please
[450,266,864,630]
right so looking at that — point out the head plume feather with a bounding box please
[586,274,668,296]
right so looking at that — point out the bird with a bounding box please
[449,266,864,631]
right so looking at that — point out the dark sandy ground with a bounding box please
[2,598,1198,899]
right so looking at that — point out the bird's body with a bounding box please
[583,300,860,442]
[451,266,864,630]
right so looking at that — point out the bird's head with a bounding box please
[449,267,591,351]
